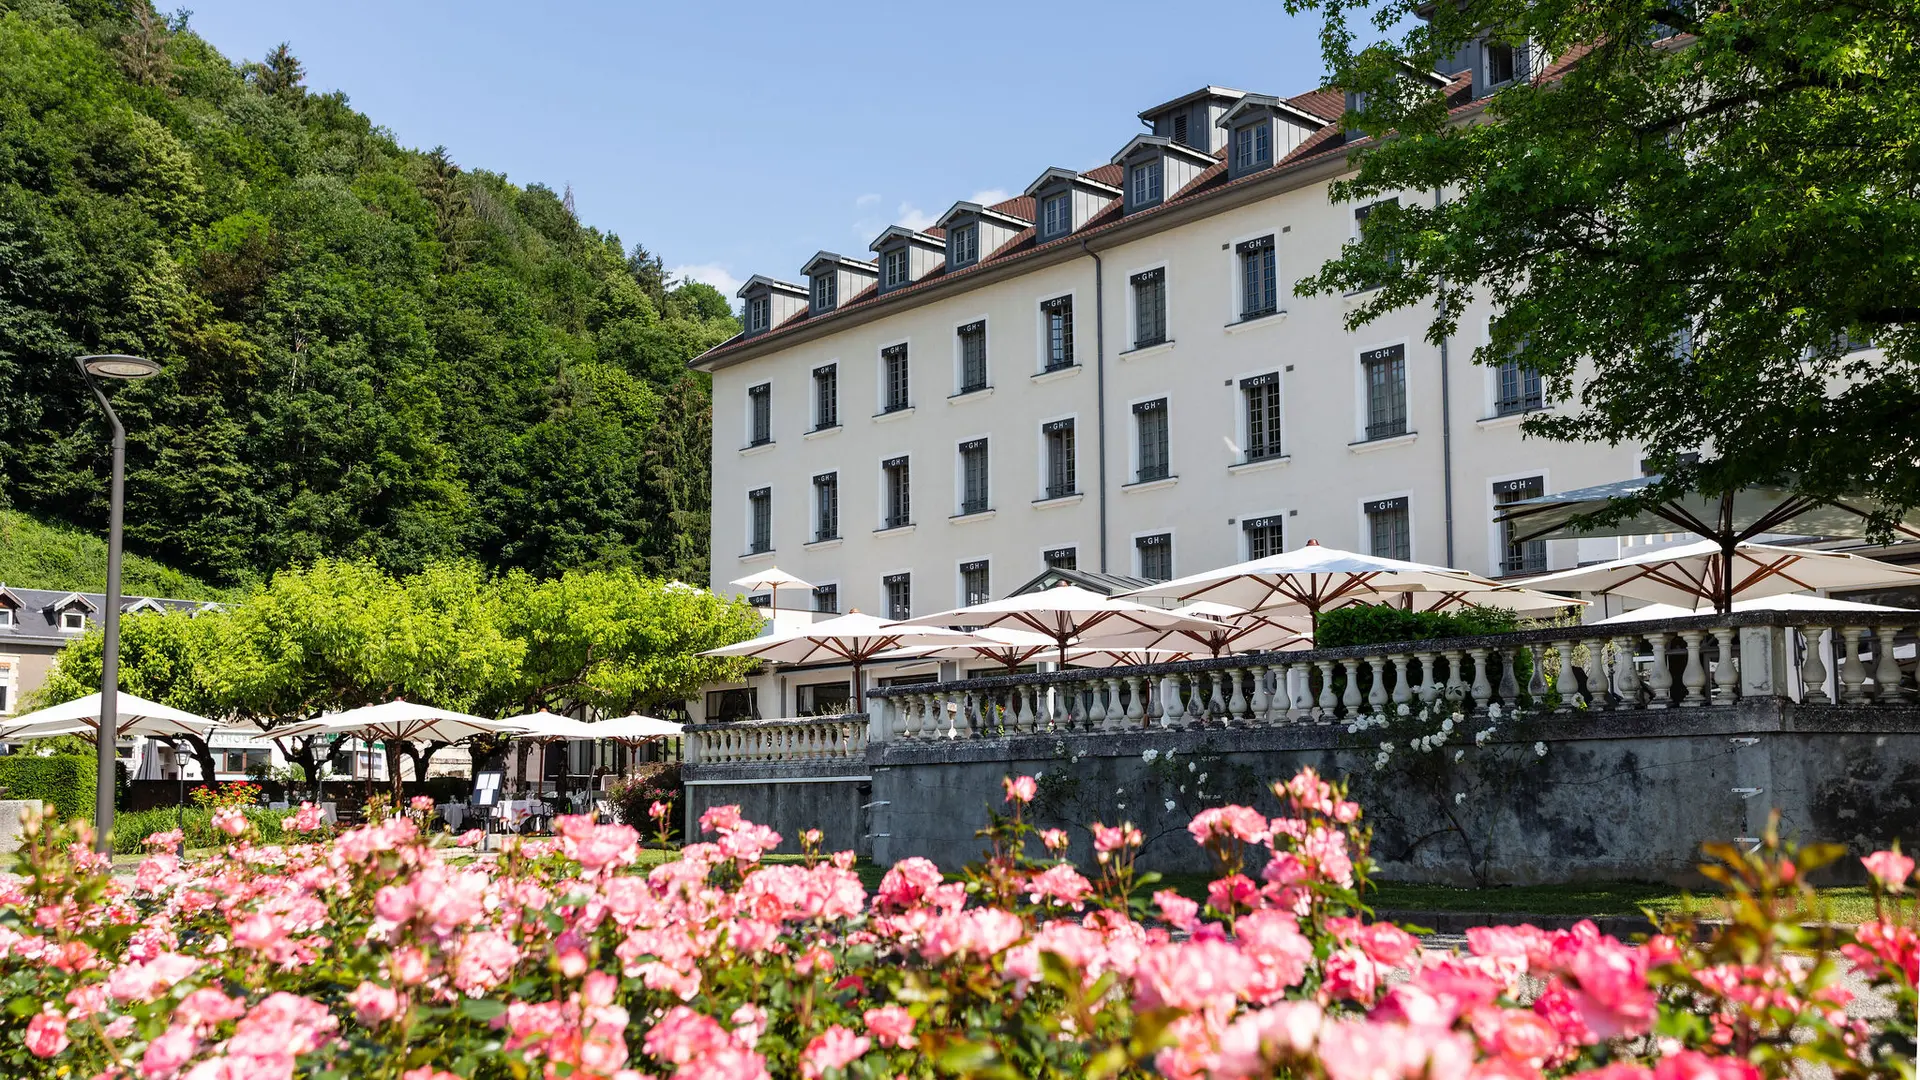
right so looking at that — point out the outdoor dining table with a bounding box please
[439,803,466,830]
[496,799,551,832]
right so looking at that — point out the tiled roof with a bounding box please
[0,586,204,647]
[695,65,1564,369]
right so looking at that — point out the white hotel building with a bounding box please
[690,65,1648,722]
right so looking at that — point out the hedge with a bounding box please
[112,806,298,855]
[0,754,96,823]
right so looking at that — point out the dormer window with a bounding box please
[1040,193,1070,239]
[746,296,769,333]
[800,252,877,315]
[948,224,978,268]
[882,249,909,289]
[811,273,835,312]
[0,609,12,629]
[1129,161,1162,207]
[735,276,809,337]
[1233,124,1271,172]
[61,609,86,633]
[1485,42,1516,87]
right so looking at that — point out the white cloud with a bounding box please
[969,188,1011,207]
[896,202,937,232]
[669,263,742,296]
[855,193,882,208]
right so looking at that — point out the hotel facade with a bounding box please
[691,65,1648,722]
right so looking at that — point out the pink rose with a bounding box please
[1039,828,1070,852]
[863,1005,917,1049]
[26,1010,68,1057]
[1154,889,1200,931]
[1003,775,1037,804]
[210,808,248,838]
[800,1025,870,1079]
[139,1023,199,1077]
[347,981,402,1026]
[1864,850,1915,893]
[409,795,435,813]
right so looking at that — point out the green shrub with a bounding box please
[608,765,681,838]
[112,806,297,855]
[0,754,97,823]
[1315,605,1522,648]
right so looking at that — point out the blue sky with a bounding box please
[181,1,1333,302]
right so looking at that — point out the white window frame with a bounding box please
[1124,259,1171,349]
[1129,159,1162,206]
[809,580,842,614]
[952,313,990,395]
[1224,225,1284,322]
[877,452,913,531]
[1035,290,1078,372]
[745,487,773,555]
[745,381,772,446]
[954,433,991,517]
[1040,544,1080,573]
[0,655,17,716]
[0,609,12,629]
[1127,393,1173,484]
[880,569,914,622]
[876,338,911,414]
[746,295,769,333]
[1484,40,1518,88]
[1040,191,1071,238]
[811,469,840,543]
[1239,509,1289,560]
[956,556,994,609]
[949,223,979,266]
[811,272,835,311]
[60,609,87,633]
[1228,365,1286,463]
[1353,338,1411,443]
[1357,490,1417,562]
[1037,411,1079,501]
[1486,468,1554,579]
[1131,528,1176,582]
[812,362,839,430]
[882,247,909,289]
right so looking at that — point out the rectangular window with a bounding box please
[1366,497,1412,560]
[1136,533,1172,582]
[1241,372,1283,461]
[746,296,769,333]
[1041,192,1071,238]
[812,583,838,613]
[1495,357,1543,415]
[1041,296,1074,369]
[1134,398,1170,482]
[705,688,757,723]
[881,344,909,412]
[1495,477,1548,575]
[811,273,835,311]
[959,439,990,516]
[882,456,911,530]
[1233,124,1271,171]
[813,364,838,430]
[1353,199,1401,285]
[1244,515,1286,560]
[813,473,839,542]
[1043,419,1077,499]
[747,487,771,554]
[748,593,772,608]
[1131,268,1167,346]
[61,609,86,632]
[1362,345,1408,440]
[1044,547,1078,571]
[1238,236,1278,318]
[1130,160,1162,206]
[949,224,978,266]
[797,682,852,716]
[747,383,771,445]
[0,609,12,628]
[957,321,987,393]
[1485,42,1516,85]
[882,248,909,289]
[884,573,912,621]
[960,560,991,606]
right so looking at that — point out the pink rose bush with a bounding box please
[0,775,1909,1079]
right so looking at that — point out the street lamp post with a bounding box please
[75,353,162,855]
[174,743,191,858]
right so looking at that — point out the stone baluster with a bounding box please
[1496,647,1520,705]
[1678,630,1707,706]
[1366,656,1390,713]
[1413,651,1440,705]
[1287,662,1311,722]
[1123,676,1146,729]
[1227,667,1250,725]
[1207,671,1227,720]
[1083,678,1105,731]
[1314,660,1337,720]
[1799,627,1831,704]
[922,692,942,738]
[1644,632,1674,708]
[1875,626,1905,703]
[1024,684,1044,733]
[1839,626,1871,703]
[1339,658,1363,717]
[1579,637,1606,709]
[1389,654,1414,708]
[1443,649,1469,703]
[1143,675,1164,726]
[1526,645,1548,707]
[1161,675,1185,728]
[1610,637,1641,707]
[1245,664,1269,726]
[1466,648,1493,713]
[1711,628,1739,705]
[1097,677,1121,732]
[1193,673,1214,726]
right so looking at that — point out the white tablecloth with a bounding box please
[439,804,466,830]
[496,800,550,828]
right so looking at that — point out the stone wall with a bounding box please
[683,775,873,860]
[686,701,1920,886]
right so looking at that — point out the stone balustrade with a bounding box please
[684,714,869,769]
[862,610,1917,741]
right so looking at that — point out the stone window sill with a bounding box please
[949,509,997,524]
[1348,431,1418,453]
[738,549,776,563]
[872,407,916,424]
[1122,476,1180,493]
[1120,340,1175,360]
[738,441,776,457]
[803,537,843,551]
[804,425,843,441]
[1225,310,1286,334]
[873,524,916,538]
[1032,493,1084,509]
[1031,364,1083,385]
[948,387,994,404]
[1476,407,1550,429]
[1227,455,1291,476]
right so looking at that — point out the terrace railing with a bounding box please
[684,714,869,767]
[863,610,1919,742]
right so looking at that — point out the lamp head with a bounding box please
[79,354,162,380]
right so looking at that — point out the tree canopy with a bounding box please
[0,1,735,586]
[1289,0,1920,527]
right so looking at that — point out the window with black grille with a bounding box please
[882,456,911,530]
[812,473,838,542]
[1135,533,1172,582]
[1238,236,1277,319]
[747,383,771,445]
[960,560,991,606]
[1131,268,1167,347]
[1244,515,1285,559]
[1240,373,1283,461]
[1044,547,1077,571]
[1366,496,1411,560]
[812,583,838,613]
[1041,296,1074,370]
[747,487,771,554]
[1362,345,1408,440]
[1494,477,1547,575]
[959,439,989,516]
[1495,357,1543,416]
[1042,419,1076,499]
[884,573,912,621]
[957,321,987,393]
[881,345,910,412]
[813,364,838,430]
[1134,398,1169,482]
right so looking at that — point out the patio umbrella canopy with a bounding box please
[590,714,685,741]
[1592,592,1916,626]
[871,627,1065,673]
[1515,539,1920,613]
[1089,601,1312,657]
[700,610,979,698]
[728,567,814,609]
[274,700,525,744]
[1119,542,1533,629]
[902,583,1226,663]
[2,691,228,742]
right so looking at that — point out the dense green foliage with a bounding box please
[33,558,762,788]
[1290,0,1920,529]
[0,0,734,586]
[1315,604,1522,648]
[0,753,95,823]
[0,509,228,598]
[110,805,294,854]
